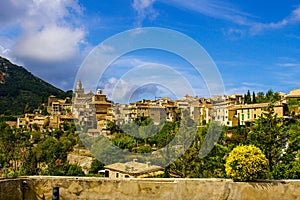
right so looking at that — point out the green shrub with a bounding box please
[66,164,85,176]
[225,145,268,181]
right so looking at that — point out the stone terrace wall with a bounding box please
[0,176,300,200]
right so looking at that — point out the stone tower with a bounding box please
[75,80,84,95]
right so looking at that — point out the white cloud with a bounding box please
[0,0,82,28]
[157,1,300,36]
[159,0,254,26]
[112,56,153,67]
[0,0,87,90]
[225,86,248,96]
[290,5,300,22]
[223,28,246,39]
[98,61,200,103]
[248,5,300,34]
[0,45,11,59]
[132,0,158,27]
[25,0,82,27]
[278,63,300,67]
[0,0,28,25]
[0,37,24,65]
[99,44,115,53]
[242,82,265,88]
[101,77,180,103]
[13,25,85,62]
[8,0,86,62]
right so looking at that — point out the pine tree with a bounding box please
[252,91,256,104]
[247,90,251,104]
[244,90,252,104]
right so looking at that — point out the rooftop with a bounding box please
[104,161,163,175]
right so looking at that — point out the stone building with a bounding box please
[113,104,132,125]
[17,113,49,130]
[92,89,112,129]
[148,106,166,125]
[129,99,151,119]
[72,80,112,130]
[104,160,164,178]
[227,101,288,126]
[47,95,72,115]
[285,88,300,115]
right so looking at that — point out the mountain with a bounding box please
[0,56,72,115]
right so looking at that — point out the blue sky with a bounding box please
[1,0,300,101]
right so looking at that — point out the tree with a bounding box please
[24,103,31,114]
[272,119,300,179]
[40,105,48,115]
[148,121,177,148]
[113,134,136,151]
[256,92,265,103]
[252,91,256,104]
[89,159,104,174]
[107,121,121,134]
[136,145,152,153]
[244,90,252,104]
[265,89,280,102]
[266,89,274,100]
[66,164,85,176]
[287,98,299,115]
[225,145,268,181]
[167,111,197,177]
[33,131,76,175]
[32,123,38,131]
[0,123,30,175]
[247,104,285,178]
[138,120,160,145]
[273,92,281,101]
[20,147,38,175]
[196,124,229,178]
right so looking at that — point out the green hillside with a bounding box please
[0,56,71,115]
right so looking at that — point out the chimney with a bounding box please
[146,162,151,168]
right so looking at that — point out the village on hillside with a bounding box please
[14,80,299,132]
[2,80,299,179]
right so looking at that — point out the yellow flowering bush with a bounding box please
[225,145,268,181]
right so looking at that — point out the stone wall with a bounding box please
[0,178,23,200]
[67,153,93,174]
[0,177,300,200]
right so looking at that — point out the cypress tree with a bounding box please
[252,91,256,104]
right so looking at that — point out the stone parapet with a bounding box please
[0,176,300,200]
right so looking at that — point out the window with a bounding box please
[105,170,109,177]
[116,173,119,178]
[248,114,250,119]
[254,114,257,118]
[242,114,244,121]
